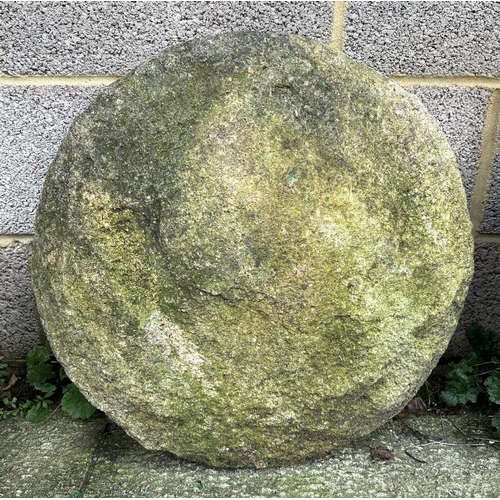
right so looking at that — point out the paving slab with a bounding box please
[0,409,106,498]
[85,408,500,498]
[0,407,499,497]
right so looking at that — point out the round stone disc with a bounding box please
[31,32,473,468]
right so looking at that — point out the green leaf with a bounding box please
[26,404,50,423]
[33,382,57,398]
[449,353,482,375]
[491,410,500,432]
[441,364,482,406]
[26,344,52,367]
[440,390,459,407]
[27,362,55,385]
[26,343,57,385]
[61,384,96,419]
[19,400,34,411]
[484,372,500,404]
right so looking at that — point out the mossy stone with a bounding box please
[31,32,473,469]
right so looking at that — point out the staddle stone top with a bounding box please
[31,32,473,468]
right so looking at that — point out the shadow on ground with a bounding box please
[1,407,499,497]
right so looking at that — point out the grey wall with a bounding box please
[1,1,499,359]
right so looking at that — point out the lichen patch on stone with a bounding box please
[144,311,217,395]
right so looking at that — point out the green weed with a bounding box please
[0,342,96,423]
[420,323,500,437]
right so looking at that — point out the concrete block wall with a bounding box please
[1,1,499,360]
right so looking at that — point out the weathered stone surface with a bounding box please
[2,408,500,497]
[31,32,473,469]
[0,410,106,498]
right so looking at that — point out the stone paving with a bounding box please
[1,407,499,497]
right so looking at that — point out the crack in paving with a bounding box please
[77,419,114,496]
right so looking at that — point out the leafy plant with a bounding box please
[61,382,96,419]
[0,342,97,423]
[26,343,56,385]
[26,395,53,423]
[484,372,500,404]
[437,323,500,437]
[0,397,34,420]
[440,352,483,406]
